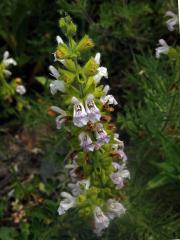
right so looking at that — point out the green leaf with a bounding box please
[36,76,48,86]
[0,227,17,240]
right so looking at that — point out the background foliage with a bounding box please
[0,0,179,239]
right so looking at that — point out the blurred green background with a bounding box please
[0,0,179,239]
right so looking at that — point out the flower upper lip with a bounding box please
[155,39,169,58]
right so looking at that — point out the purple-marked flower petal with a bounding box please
[107,199,126,220]
[79,132,95,152]
[93,207,110,237]
[95,123,110,148]
[72,97,88,127]
[111,164,130,189]
[85,94,101,123]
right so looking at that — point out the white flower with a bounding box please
[165,11,178,31]
[95,123,110,148]
[112,142,127,161]
[79,132,95,152]
[68,179,90,196]
[57,192,76,215]
[50,80,65,95]
[16,85,26,95]
[94,52,101,65]
[114,133,119,139]
[94,53,108,83]
[53,52,65,64]
[112,143,124,151]
[65,160,78,182]
[155,39,169,59]
[107,199,126,220]
[2,51,17,67]
[72,97,88,127]
[56,35,64,45]
[53,36,65,64]
[113,133,124,149]
[85,94,101,123]
[117,166,130,181]
[49,65,65,95]
[93,52,108,83]
[111,172,124,189]
[94,67,108,83]
[103,85,110,94]
[111,164,130,189]
[93,207,110,237]
[117,150,127,161]
[49,65,60,79]
[112,162,122,171]
[50,106,67,129]
[100,86,118,107]
[1,51,17,77]
[100,95,118,106]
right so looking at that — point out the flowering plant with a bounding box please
[0,51,26,114]
[49,16,130,236]
[156,10,179,59]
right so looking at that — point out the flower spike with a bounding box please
[49,17,130,236]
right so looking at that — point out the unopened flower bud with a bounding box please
[59,68,75,84]
[56,45,69,59]
[84,57,98,76]
[77,35,94,52]
[59,16,77,36]
[94,52,101,65]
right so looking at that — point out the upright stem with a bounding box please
[74,59,84,99]
[69,36,85,99]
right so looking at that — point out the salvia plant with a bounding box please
[48,16,130,236]
[150,9,180,188]
[156,9,179,61]
[0,51,26,114]
[119,8,180,190]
